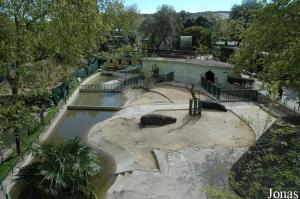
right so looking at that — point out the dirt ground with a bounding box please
[127,85,210,106]
[99,109,255,170]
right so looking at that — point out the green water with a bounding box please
[86,75,115,84]
[46,110,118,199]
[11,74,123,199]
[72,92,124,107]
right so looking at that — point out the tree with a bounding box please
[119,5,141,44]
[0,0,116,95]
[140,5,180,49]
[176,10,194,31]
[16,138,101,199]
[208,14,230,41]
[194,15,212,28]
[183,26,212,52]
[231,0,300,94]
[228,0,263,41]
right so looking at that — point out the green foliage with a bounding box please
[230,0,300,94]
[206,186,241,199]
[0,0,121,94]
[0,99,36,135]
[229,0,263,41]
[227,75,255,87]
[0,105,58,186]
[139,5,180,49]
[16,138,101,199]
[0,153,19,183]
[208,14,231,41]
[230,0,263,25]
[230,121,300,198]
[183,26,212,51]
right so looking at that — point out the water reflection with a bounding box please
[72,92,124,107]
[47,110,115,142]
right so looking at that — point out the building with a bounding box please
[142,57,232,87]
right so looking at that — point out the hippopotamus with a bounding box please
[140,114,177,127]
[201,100,227,112]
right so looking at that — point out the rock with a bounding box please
[201,100,227,112]
[140,114,177,127]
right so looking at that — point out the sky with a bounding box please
[124,0,242,13]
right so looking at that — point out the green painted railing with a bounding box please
[189,99,202,117]
[201,76,221,100]
[80,76,144,92]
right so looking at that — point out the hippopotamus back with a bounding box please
[140,114,177,127]
[201,100,227,112]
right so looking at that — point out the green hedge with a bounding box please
[227,76,255,87]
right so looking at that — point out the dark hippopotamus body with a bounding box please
[140,114,177,127]
[201,100,227,112]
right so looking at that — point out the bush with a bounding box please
[229,121,300,198]
[227,75,255,87]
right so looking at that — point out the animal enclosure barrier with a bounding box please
[201,76,221,99]
[189,99,202,117]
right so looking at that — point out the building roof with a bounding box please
[142,57,233,69]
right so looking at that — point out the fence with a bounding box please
[0,106,60,199]
[201,76,221,100]
[201,76,258,102]
[80,76,145,92]
[157,72,174,82]
[0,57,103,197]
[220,89,258,102]
[189,99,202,117]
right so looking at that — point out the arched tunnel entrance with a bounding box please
[205,70,215,83]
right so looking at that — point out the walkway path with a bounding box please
[244,75,300,113]
[223,102,277,139]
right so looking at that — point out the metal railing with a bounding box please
[220,89,258,102]
[80,76,144,92]
[201,76,258,102]
[201,76,221,100]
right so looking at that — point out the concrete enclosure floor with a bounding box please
[87,84,273,199]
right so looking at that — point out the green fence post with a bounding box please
[217,87,221,100]
[193,99,196,116]
[189,99,192,116]
[197,100,202,117]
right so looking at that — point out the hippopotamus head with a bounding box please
[163,116,177,124]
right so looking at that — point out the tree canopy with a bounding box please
[0,0,121,95]
[231,0,300,93]
[140,5,180,49]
